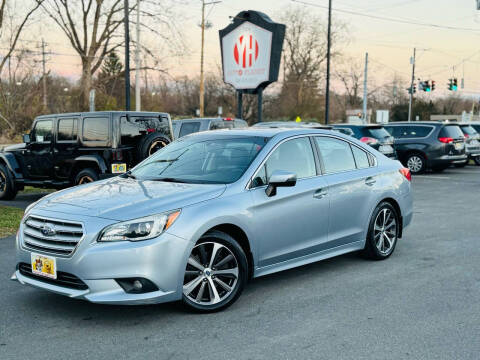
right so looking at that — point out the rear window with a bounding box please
[460,125,478,135]
[179,122,201,137]
[439,125,464,139]
[361,127,391,139]
[120,116,166,146]
[210,120,234,130]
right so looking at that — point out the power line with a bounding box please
[291,0,480,32]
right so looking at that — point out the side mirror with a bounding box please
[22,134,31,144]
[265,170,297,197]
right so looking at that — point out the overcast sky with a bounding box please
[32,0,480,98]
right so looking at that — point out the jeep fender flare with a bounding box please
[0,153,23,179]
[73,155,108,174]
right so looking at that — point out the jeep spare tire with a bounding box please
[139,133,170,160]
[75,168,99,185]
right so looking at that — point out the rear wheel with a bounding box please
[0,164,17,200]
[405,153,426,174]
[182,231,248,312]
[363,202,399,260]
[74,168,99,185]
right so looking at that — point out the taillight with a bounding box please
[223,117,233,121]
[112,149,123,161]
[438,137,453,143]
[399,168,411,181]
[464,134,469,138]
[360,137,378,145]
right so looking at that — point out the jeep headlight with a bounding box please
[99,210,180,242]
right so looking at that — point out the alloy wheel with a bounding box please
[78,175,94,184]
[148,140,167,156]
[0,170,6,192]
[407,156,423,173]
[183,242,239,306]
[374,208,397,255]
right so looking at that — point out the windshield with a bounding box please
[131,136,268,184]
[362,127,391,139]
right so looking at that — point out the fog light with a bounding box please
[116,278,158,294]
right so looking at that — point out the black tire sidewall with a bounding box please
[182,231,248,313]
[138,133,170,160]
[74,168,99,185]
[0,164,17,200]
[364,202,399,260]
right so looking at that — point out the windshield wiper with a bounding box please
[122,171,136,179]
[152,177,188,183]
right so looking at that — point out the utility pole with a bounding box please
[41,39,48,111]
[408,47,416,122]
[362,52,368,124]
[199,1,221,117]
[325,0,332,124]
[135,0,141,111]
[124,0,131,111]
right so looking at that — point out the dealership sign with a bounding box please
[219,11,285,92]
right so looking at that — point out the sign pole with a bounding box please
[257,88,263,123]
[237,91,243,119]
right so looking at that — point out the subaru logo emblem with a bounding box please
[41,224,56,237]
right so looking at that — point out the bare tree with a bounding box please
[0,0,43,76]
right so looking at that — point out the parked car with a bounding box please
[332,124,397,159]
[252,121,332,129]
[383,121,467,174]
[468,121,480,137]
[12,128,413,312]
[172,117,247,138]
[332,127,355,137]
[458,123,480,166]
[0,111,173,200]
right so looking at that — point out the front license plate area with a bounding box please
[31,253,57,279]
[111,163,127,174]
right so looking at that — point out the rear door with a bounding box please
[54,117,79,180]
[314,136,377,246]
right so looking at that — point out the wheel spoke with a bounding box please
[185,270,200,276]
[382,209,387,226]
[207,277,221,303]
[384,233,393,249]
[187,256,204,271]
[376,234,384,251]
[214,277,232,292]
[214,254,234,269]
[385,220,395,230]
[374,224,382,232]
[183,276,203,296]
[198,245,209,267]
[213,267,238,279]
[196,281,206,301]
[209,243,222,268]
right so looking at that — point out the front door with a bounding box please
[23,119,55,178]
[250,137,330,268]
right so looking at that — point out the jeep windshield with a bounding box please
[131,136,268,184]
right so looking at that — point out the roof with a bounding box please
[35,111,168,119]
[334,124,384,128]
[181,127,338,139]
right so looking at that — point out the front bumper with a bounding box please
[14,209,192,305]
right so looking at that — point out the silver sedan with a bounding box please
[13,128,413,312]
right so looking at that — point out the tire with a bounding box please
[362,201,400,260]
[182,230,248,312]
[474,157,480,166]
[0,163,18,200]
[138,133,170,160]
[74,168,99,185]
[454,161,468,168]
[405,153,426,174]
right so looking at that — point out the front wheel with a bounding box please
[182,231,248,312]
[0,164,17,200]
[363,202,400,260]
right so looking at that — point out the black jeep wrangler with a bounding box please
[0,111,173,200]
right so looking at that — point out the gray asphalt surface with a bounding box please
[1,167,479,360]
[0,192,50,210]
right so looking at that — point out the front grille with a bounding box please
[18,263,88,290]
[22,215,84,257]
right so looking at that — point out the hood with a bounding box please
[3,143,26,152]
[34,177,226,220]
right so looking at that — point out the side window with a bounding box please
[265,137,316,180]
[83,117,109,142]
[315,137,356,174]
[351,145,370,169]
[57,118,78,142]
[179,122,201,137]
[32,120,53,143]
[404,125,432,138]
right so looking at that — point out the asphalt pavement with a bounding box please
[1,167,479,360]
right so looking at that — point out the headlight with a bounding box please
[98,210,181,242]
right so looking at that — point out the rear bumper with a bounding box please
[429,154,468,166]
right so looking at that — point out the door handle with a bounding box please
[365,177,376,186]
[313,189,328,199]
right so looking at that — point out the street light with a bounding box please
[325,0,332,125]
